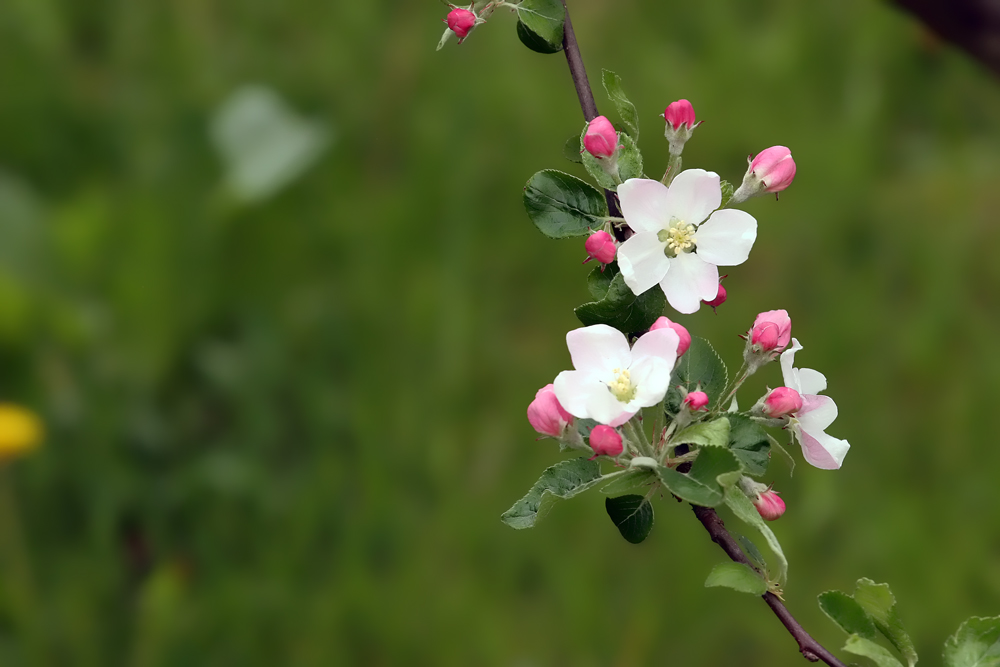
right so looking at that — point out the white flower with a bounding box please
[553,324,679,425]
[616,170,757,314]
[780,338,850,470]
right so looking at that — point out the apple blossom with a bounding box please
[444,7,478,41]
[616,170,757,314]
[583,230,617,265]
[553,324,680,425]
[751,309,792,353]
[780,338,850,470]
[583,116,618,159]
[683,391,709,411]
[754,488,786,521]
[589,425,623,458]
[527,384,574,437]
[731,146,797,203]
[650,316,691,356]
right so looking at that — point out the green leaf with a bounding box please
[617,132,643,181]
[720,179,735,207]
[724,487,788,583]
[844,636,906,667]
[575,270,666,335]
[515,0,565,52]
[605,494,653,544]
[601,70,639,139]
[705,562,768,595]
[501,458,602,529]
[726,413,771,476]
[579,126,644,192]
[599,468,657,496]
[673,417,731,449]
[853,579,918,667]
[523,169,609,238]
[819,591,877,639]
[563,133,583,163]
[737,534,767,572]
[656,447,742,507]
[666,337,729,414]
[944,616,1000,667]
[516,19,563,54]
[586,261,615,299]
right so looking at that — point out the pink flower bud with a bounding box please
[527,384,573,437]
[703,283,727,309]
[762,387,803,419]
[753,488,786,521]
[650,316,691,357]
[750,146,796,193]
[663,99,696,130]
[683,391,709,411]
[589,425,623,458]
[583,116,618,159]
[445,8,477,39]
[584,231,616,265]
[750,310,792,353]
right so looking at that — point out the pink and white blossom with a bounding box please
[650,316,691,357]
[527,384,574,437]
[731,146,797,203]
[780,338,850,470]
[750,309,792,353]
[553,324,680,425]
[589,425,623,458]
[616,170,757,314]
[753,488,786,521]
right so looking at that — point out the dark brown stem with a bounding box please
[691,505,848,667]
[891,0,1000,77]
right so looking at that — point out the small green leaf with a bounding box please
[501,458,602,529]
[575,269,666,335]
[737,534,767,572]
[656,447,742,507]
[617,132,643,181]
[523,169,608,238]
[705,562,768,595]
[819,591,877,640]
[720,179,735,207]
[599,469,657,496]
[605,494,653,544]
[666,337,729,414]
[944,616,1000,667]
[724,487,788,583]
[586,261,615,299]
[516,19,563,54]
[843,635,906,667]
[726,413,771,476]
[563,133,583,163]
[673,417,731,449]
[853,579,918,667]
[601,70,639,139]
[515,0,564,51]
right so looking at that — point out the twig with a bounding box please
[556,4,847,665]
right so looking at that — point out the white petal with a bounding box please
[618,232,671,295]
[630,328,679,368]
[626,357,673,408]
[663,169,721,225]
[797,368,827,395]
[798,394,838,431]
[796,426,850,470]
[566,324,630,375]
[608,410,636,427]
[695,209,757,266]
[779,338,803,390]
[587,384,629,424]
[554,370,626,424]
[659,251,719,314]
[618,178,671,233]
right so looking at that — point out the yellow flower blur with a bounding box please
[0,404,43,460]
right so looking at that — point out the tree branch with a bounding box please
[555,5,847,665]
[891,0,1000,77]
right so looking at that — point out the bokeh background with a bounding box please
[0,0,999,664]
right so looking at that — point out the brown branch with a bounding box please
[691,506,848,667]
[555,5,847,665]
[892,0,1000,78]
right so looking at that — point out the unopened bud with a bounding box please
[527,384,573,437]
[762,387,802,419]
[650,316,691,356]
[661,99,700,156]
[584,231,616,265]
[683,391,709,411]
[583,116,618,159]
[703,283,727,310]
[445,8,477,41]
[589,425,623,458]
[750,310,791,353]
[731,146,797,203]
[753,488,786,521]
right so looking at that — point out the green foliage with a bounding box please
[720,179,735,207]
[724,488,788,583]
[515,0,565,52]
[819,591,878,638]
[704,562,768,596]
[601,70,639,139]
[818,579,917,667]
[575,262,666,334]
[944,617,1000,667]
[523,169,609,238]
[604,494,654,544]
[563,133,584,163]
[666,337,729,414]
[579,126,643,191]
[844,636,907,667]
[656,447,741,507]
[673,417,731,448]
[501,457,603,529]
[726,413,771,476]
[617,133,644,181]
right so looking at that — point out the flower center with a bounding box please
[657,218,697,257]
[607,368,637,403]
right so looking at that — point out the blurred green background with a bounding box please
[0,0,999,664]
